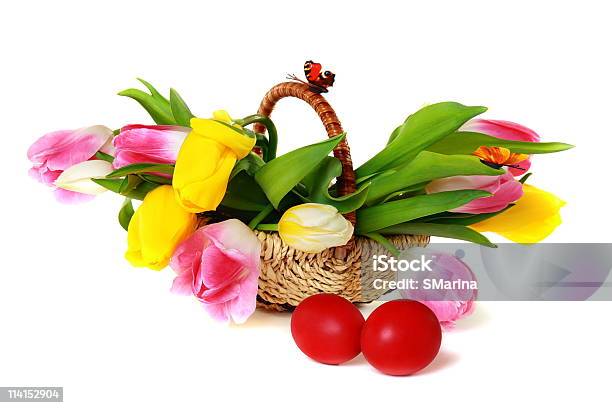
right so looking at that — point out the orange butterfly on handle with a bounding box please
[472,146,529,171]
[287,60,336,93]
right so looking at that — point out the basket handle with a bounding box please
[252,82,357,224]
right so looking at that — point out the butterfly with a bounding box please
[472,146,529,171]
[287,60,336,93]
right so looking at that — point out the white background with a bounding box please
[1,1,611,407]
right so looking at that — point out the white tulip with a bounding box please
[54,160,113,195]
[278,203,354,253]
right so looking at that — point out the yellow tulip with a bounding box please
[172,110,255,213]
[278,203,354,253]
[472,184,565,243]
[126,185,197,270]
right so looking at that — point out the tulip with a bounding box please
[422,301,475,330]
[426,172,523,214]
[126,185,198,270]
[400,249,477,329]
[27,125,114,203]
[172,110,256,213]
[471,184,565,243]
[462,119,540,176]
[278,203,354,253]
[170,219,261,324]
[54,160,114,195]
[113,124,189,169]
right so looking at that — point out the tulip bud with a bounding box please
[472,184,565,243]
[172,110,256,213]
[278,203,354,253]
[113,124,189,169]
[28,125,114,203]
[426,172,523,214]
[126,185,197,270]
[54,160,114,195]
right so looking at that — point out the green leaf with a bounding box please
[426,205,514,226]
[119,174,142,194]
[138,174,172,185]
[222,172,270,211]
[378,183,429,204]
[427,131,574,155]
[356,170,388,185]
[137,78,169,104]
[169,88,194,127]
[92,178,123,193]
[356,102,487,178]
[255,134,345,208]
[128,181,159,200]
[386,124,402,145]
[356,189,491,233]
[415,211,482,223]
[362,232,401,256]
[118,88,175,125]
[118,79,176,125]
[297,157,370,214]
[105,162,174,178]
[95,151,115,163]
[378,222,496,247]
[230,153,265,180]
[365,151,504,205]
[118,198,135,231]
[92,178,159,200]
[215,205,259,224]
[519,172,532,184]
[276,191,303,213]
[415,211,474,223]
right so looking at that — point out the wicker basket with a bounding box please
[251,82,429,311]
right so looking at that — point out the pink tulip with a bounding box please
[170,219,261,324]
[426,172,523,214]
[27,125,114,203]
[400,250,476,330]
[421,300,476,330]
[113,125,189,169]
[462,119,540,176]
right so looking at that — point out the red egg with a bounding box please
[291,294,365,365]
[361,300,442,376]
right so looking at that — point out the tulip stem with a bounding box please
[254,223,278,232]
[238,114,278,161]
[248,204,275,230]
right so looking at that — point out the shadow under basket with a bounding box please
[251,82,429,312]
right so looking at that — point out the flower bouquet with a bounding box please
[27,78,572,322]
